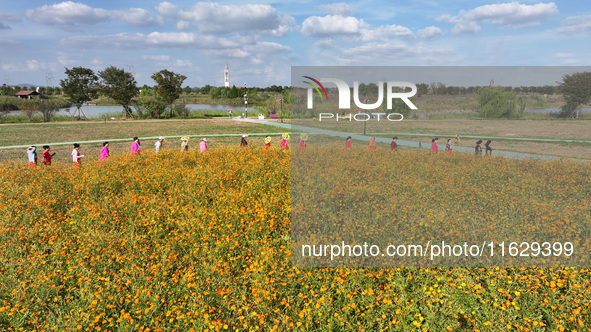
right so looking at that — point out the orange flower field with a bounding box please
[0,147,590,331]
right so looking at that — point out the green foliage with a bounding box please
[151,69,187,118]
[38,99,70,122]
[60,67,99,119]
[557,71,591,118]
[0,96,19,113]
[173,103,190,118]
[1,84,15,96]
[98,66,139,118]
[133,96,167,119]
[228,85,241,98]
[209,87,220,99]
[477,87,521,119]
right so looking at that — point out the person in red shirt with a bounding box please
[345,136,352,149]
[430,137,439,154]
[42,145,56,165]
[391,137,398,152]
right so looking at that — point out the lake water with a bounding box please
[8,104,258,118]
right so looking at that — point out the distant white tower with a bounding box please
[224,62,230,88]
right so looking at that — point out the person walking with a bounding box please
[199,138,208,152]
[99,142,110,161]
[475,140,483,156]
[445,139,452,155]
[368,137,376,150]
[281,133,290,150]
[391,137,398,152]
[430,137,439,154]
[42,145,56,166]
[27,146,37,168]
[485,140,493,156]
[180,137,190,152]
[299,133,308,149]
[72,143,85,166]
[155,137,165,153]
[131,137,141,155]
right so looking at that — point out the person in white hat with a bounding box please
[199,138,208,152]
[155,136,165,153]
[240,134,248,147]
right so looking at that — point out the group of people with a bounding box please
[475,139,494,156]
[341,136,493,156]
[344,136,399,151]
[429,137,493,156]
[26,134,494,167]
[26,133,296,167]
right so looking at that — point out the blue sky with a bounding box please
[0,0,589,87]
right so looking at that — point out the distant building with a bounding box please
[224,62,230,88]
[15,90,40,99]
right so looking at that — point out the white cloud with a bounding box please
[336,42,454,65]
[319,3,353,16]
[301,15,368,37]
[25,1,109,25]
[110,8,156,27]
[302,14,413,43]
[358,24,414,42]
[60,32,240,49]
[417,26,444,39]
[314,39,334,49]
[2,60,58,72]
[0,11,20,29]
[173,59,193,67]
[437,2,558,34]
[556,15,591,35]
[155,1,293,36]
[142,55,171,61]
[25,1,155,27]
[553,52,582,65]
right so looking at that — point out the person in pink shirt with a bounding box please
[199,138,208,152]
[131,137,141,155]
[345,136,352,149]
[299,133,308,150]
[281,133,290,150]
[99,142,110,161]
[430,137,439,154]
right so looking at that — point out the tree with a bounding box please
[151,69,187,118]
[39,99,69,122]
[477,87,520,119]
[557,71,591,118]
[209,86,220,99]
[98,66,139,118]
[17,99,39,121]
[60,67,99,119]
